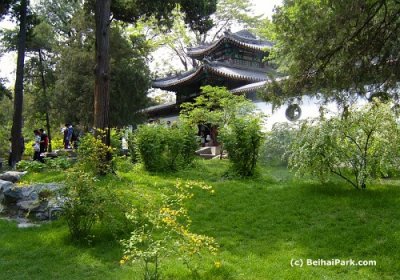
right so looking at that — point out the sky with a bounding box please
[252,0,282,18]
[0,0,283,86]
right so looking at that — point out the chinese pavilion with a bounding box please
[145,30,277,119]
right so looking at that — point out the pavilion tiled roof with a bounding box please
[141,102,179,117]
[152,61,273,90]
[230,77,287,94]
[230,81,268,94]
[186,30,273,59]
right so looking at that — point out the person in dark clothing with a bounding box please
[33,130,43,162]
[39,128,49,153]
[63,124,69,149]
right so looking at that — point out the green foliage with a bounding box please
[51,137,64,150]
[16,160,46,172]
[180,85,255,127]
[220,117,264,177]
[181,86,264,176]
[62,169,135,242]
[44,156,73,170]
[76,133,113,175]
[289,102,400,189]
[62,170,104,241]
[127,131,138,163]
[2,162,400,279]
[266,1,400,105]
[0,117,11,159]
[52,6,151,128]
[121,180,218,280]
[16,156,73,172]
[113,156,135,173]
[134,123,197,172]
[261,122,297,167]
[109,0,216,35]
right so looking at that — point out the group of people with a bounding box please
[32,129,49,162]
[62,123,78,149]
[6,124,78,165]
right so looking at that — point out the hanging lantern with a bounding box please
[285,104,302,121]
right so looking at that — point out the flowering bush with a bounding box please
[120,180,218,279]
[76,132,113,175]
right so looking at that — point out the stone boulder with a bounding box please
[0,171,27,183]
[0,179,13,203]
[0,182,64,221]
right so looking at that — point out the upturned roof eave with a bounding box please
[152,63,272,90]
[186,32,273,59]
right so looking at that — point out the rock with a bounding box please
[16,200,41,211]
[0,179,13,192]
[1,182,64,222]
[0,179,13,203]
[0,171,27,183]
[3,186,29,203]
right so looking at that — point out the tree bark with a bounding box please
[10,0,28,167]
[38,49,52,152]
[93,0,111,147]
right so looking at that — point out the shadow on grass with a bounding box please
[0,219,130,280]
[186,173,400,279]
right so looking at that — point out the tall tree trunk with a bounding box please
[38,49,52,152]
[10,0,28,167]
[93,0,111,147]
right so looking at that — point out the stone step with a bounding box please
[195,147,212,155]
[198,153,215,159]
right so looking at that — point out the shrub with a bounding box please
[23,140,34,159]
[220,116,264,177]
[62,171,105,241]
[261,122,298,167]
[134,123,197,172]
[121,180,218,279]
[127,131,137,163]
[113,155,135,173]
[51,138,64,150]
[289,102,400,189]
[76,133,113,175]
[0,122,11,159]
[44,156,73,170]
[16,160,45,172]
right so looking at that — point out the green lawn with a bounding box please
[1,160,400,279]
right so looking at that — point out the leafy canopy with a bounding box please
[180,85,256,127]
[264,0,400,105]
[289,101,400,189]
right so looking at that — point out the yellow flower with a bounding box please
[120,259,126,265]
[214,261,221,268]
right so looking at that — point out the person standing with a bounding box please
[121,137,129,156]
[62,124,68,149]
[63,123,73,149]
[33,130,42,162]
[39,128,49,153]
[67,124,73,149]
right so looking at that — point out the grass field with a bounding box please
[1,160,400,279]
